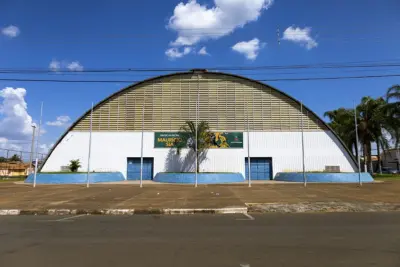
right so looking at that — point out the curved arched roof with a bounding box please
[40,70,357,169]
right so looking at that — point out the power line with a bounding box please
[3,67,398,78]
[1,61,400,74]
[0,73,399,83]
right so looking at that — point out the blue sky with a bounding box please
[0,0,399,154]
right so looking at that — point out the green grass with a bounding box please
[373,174,400,180]
[0,176,27,182]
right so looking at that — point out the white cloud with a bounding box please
[232,38,265,60]
[0,89,51,155]
[282,26,318,50]
[46,115,71,127]
[0,87,34,141]
[0,137,22,151]
[198,46,209,55]
[1,25,20,38]
[165,46,192,59]
[49,59,61,72]
[168,0,273,47]
[38,143,54,154]
[66,61,84,72]
[49,59,84,72]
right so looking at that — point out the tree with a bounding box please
[387,85,400,102]
[386,85,400,148]
[68,159,81,172]
[9,154,22,162]
[353,97,390,173]
[325,96,396,174]
[0,157,7,162]
[173,121,213,172]
[324,108,357,158]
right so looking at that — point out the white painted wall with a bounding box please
[42,131,357,178]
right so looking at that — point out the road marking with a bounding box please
[236,213,255,221]
[39,214,88,222]
[54,214,88,222]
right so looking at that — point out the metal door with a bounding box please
[245,158,272,180]
[127,158,153,180]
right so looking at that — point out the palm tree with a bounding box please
[174,121,213,172]
[325,97,393,174]
[386,85,400,149]
[324,108,358,159]
[9,154,22,162]
[387,85,400,102]
[356,97,389,173]
[68,159,81,172]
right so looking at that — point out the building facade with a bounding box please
[41,70,357,180]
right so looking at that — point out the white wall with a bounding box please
[42,131,357,178]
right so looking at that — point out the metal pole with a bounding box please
[86,103,93,188]
[300,102,306,187]
[195,75,199,188]
[246,101,251,187]
[364,145,367,172]
[33,102,43,188]
[354,103,362,186]
[29,125,36,174]
[140,104,144,188]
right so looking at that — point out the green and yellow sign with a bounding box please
[209,132,243,148]
[154,132,182,148]
[154,132,243,148]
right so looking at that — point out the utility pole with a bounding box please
[33,102,43,188]
[354,103,362,186]
[29,124,36,173]
[86,103,93,188]
[140,104,144,188]
[246,101,251,188]
[195,74,200,188]
[300,102,306,187]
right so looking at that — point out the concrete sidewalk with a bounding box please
[1,181,400,214]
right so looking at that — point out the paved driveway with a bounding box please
[0,181,400,210]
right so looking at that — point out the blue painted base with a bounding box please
[24,172,125,184]
[274,172,374,183]
[154,173,245,184]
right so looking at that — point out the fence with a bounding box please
[0,148,47,179]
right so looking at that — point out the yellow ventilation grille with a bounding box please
[72,73,326,132]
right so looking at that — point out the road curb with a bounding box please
[0,207,248,216]
[2,203,400,215]
[247,202,400,213]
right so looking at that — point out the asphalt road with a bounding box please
[1,213,400,267]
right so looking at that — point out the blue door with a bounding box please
[245,158,272,180]
[127,158,153,180]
